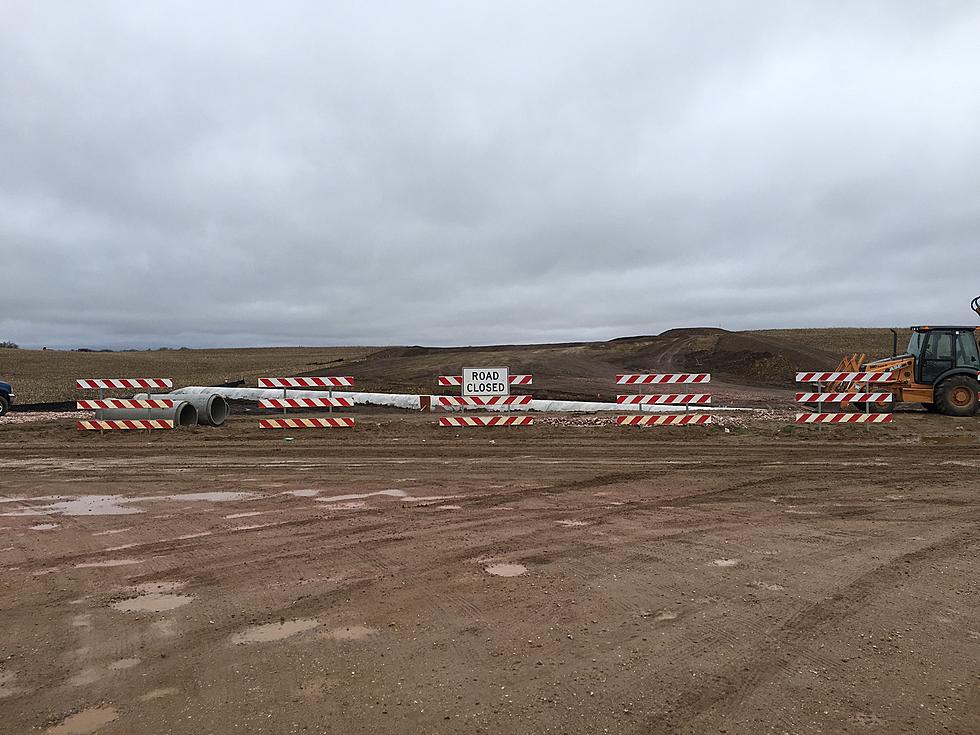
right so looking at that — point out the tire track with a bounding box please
[642,524,979,732]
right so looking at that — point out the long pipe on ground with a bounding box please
[169,386,761,413]
[139,392,230,427]
[97,401,198,427]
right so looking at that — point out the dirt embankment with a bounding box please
[2,327,902,403]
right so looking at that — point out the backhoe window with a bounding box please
[956,332,980,368]
[926,332,954,361]
[906,332,923,356]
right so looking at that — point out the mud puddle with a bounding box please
[46,706,118,735]
[2,491,259,518]
[231,618,319,644]
[111,582,192,613]
[317,489,459,504]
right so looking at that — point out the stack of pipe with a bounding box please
[96,392,231,427]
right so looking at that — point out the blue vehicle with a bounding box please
[0,380,12,416]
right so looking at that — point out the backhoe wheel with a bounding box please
[934,375,980,417]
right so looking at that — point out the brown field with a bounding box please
[1,326,904,404]
[0,347,377,404]
[1,413,978,734]
[2,328,978,734]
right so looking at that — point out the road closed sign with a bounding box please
[462,367,510,396]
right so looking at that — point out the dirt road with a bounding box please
[1,415,978,733]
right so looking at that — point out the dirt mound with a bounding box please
[303,328,842,398]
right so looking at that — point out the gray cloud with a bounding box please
[2,1,979,348]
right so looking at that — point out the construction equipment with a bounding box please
[818,297,980,416]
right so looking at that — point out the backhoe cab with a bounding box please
[848,297,980,417]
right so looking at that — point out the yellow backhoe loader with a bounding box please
[822,297,980,416]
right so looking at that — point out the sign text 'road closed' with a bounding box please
[462,367,510,397]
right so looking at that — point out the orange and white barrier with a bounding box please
[616,394,711,405]
[435,395,532,407]
[76,378,176,431]
[258,397,354,409]
[794,373,895,426]
[259,417,355,429]
[616,414,712,426]
[76,399,174,410]
[795,372,893,383]
[77,419,174,430]
[256,376,356,428]
[795,392,893,403]
[795,413,893,424]
[615,373,710,385]
[258,377,355,388]
[76,378,173,390]
[439,416,533,427]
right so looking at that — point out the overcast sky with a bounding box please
[2,2,979,349]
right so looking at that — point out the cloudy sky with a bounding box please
[2,2,979,349]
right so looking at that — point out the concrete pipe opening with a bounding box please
[147,393,229,426]
[97,401,198,427]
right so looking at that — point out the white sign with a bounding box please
[462,367,510,396]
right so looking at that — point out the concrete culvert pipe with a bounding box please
[97,401,198,427]
[145,393,230,427]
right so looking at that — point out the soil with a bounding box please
[1,412,978,734]
[2,327,899,403]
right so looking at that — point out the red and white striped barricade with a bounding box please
[439,416,533,427]
[256,377,356,428]
[75,378,174,431]
[259,417,355,429]
[437,374,533,387]
[794,372,895,425]
[794,372,893,385]
[616,393,711,406]
[616,414,712,427]
[77,419,174,431]
[434,369,532,427]
[615,373,713,426]
[615,373,710,385]
[794,413,893,425]
[434,396,533,408]
[76,399,174,410]
[75,379,175,431]
[76,378,173,391]
[258,377,355,388]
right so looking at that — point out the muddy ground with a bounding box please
[1,413,978,734]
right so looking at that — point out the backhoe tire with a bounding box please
[934,375,980,417]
